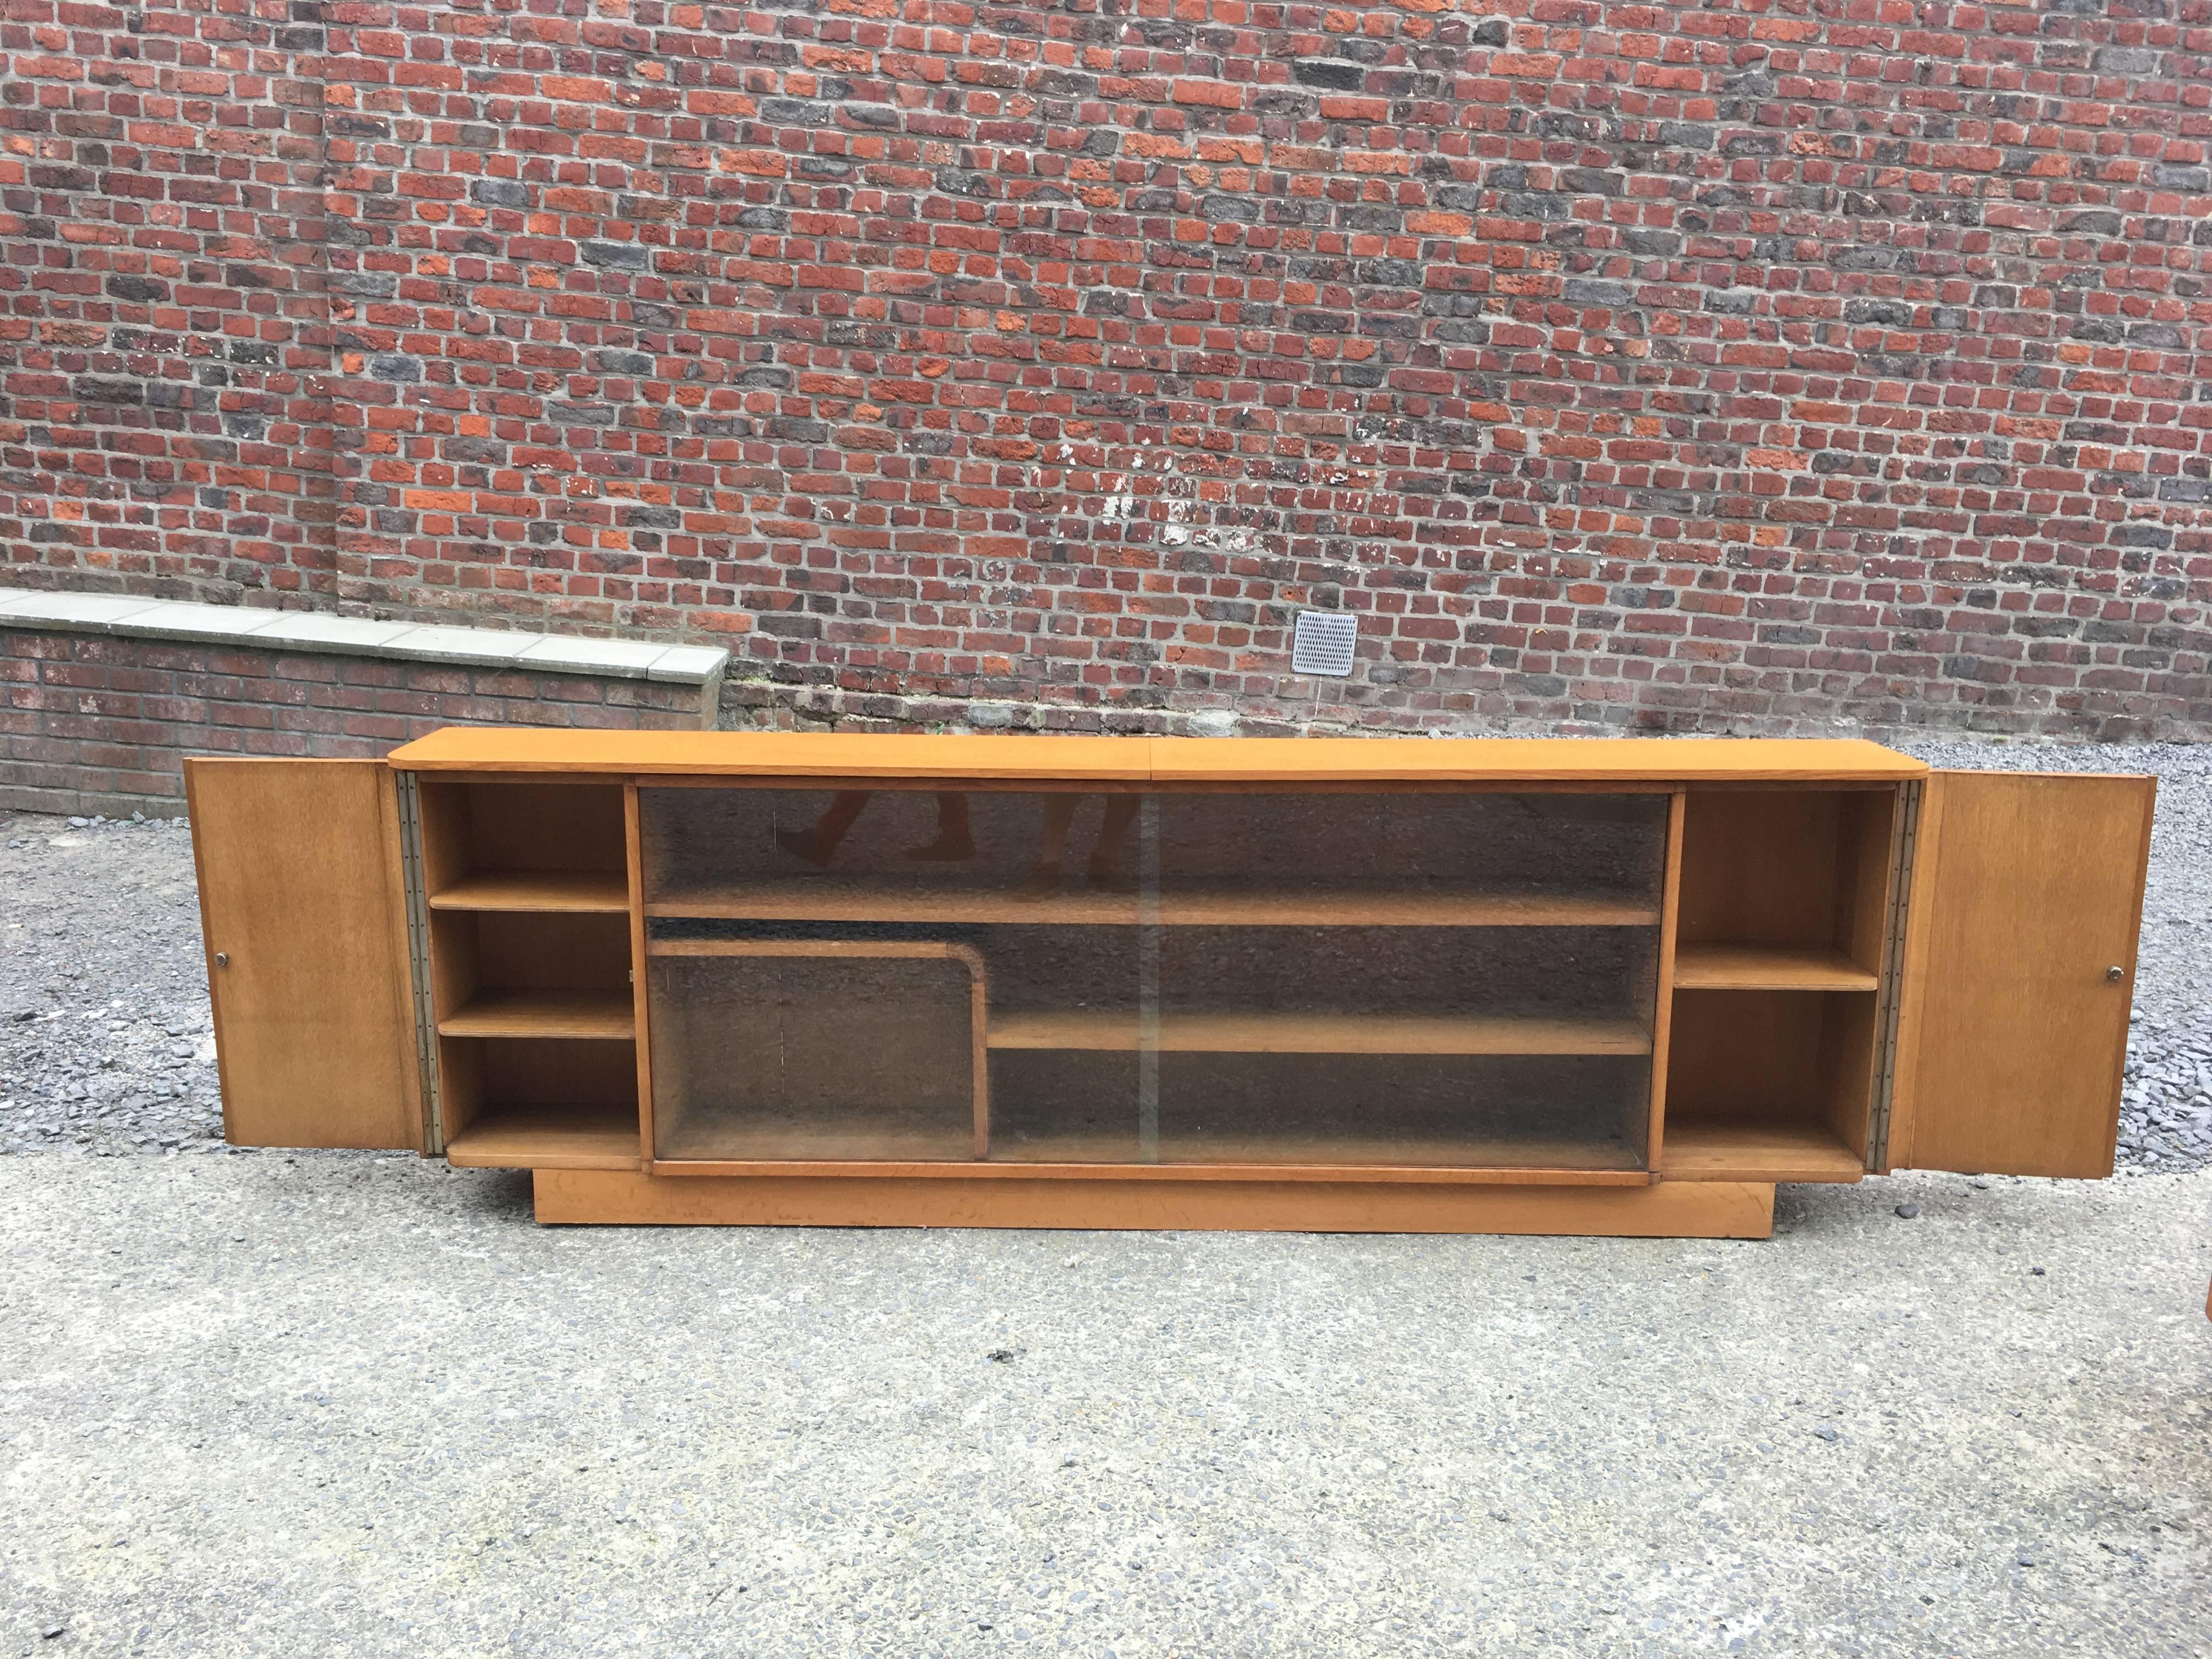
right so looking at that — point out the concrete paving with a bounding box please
[2,1153,2207,1657]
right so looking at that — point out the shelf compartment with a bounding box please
[430,871,630,914]
[1672,943,1877,992]
[438,989,635,1040]
[989,1049,1651,1171]
[1658,1120,1864,1183]
[1661,989,1878,1175]
[648,947,985,1164]
[445,1101,641,1170]
[647,1155,1652,1185]
[986,1011,1651,1056]
[656,1121,982,1165]
[647,879,1658,928]
[989,1128,1647,1174]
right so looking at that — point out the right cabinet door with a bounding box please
[1893,770,2155,1176]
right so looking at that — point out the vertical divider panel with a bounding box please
[951,943,991,1160]
[1645,789,1686,1178]
[625,783,654,1164]
[426,908,480,1148]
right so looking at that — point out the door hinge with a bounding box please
[394,769,443,1155]
[1866,778,1920,1173]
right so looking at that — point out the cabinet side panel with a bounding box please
[1894,771,2153,1178]
[1833,789,1896,973]
[1815,990,1877,1155]
[186,758,424,1150]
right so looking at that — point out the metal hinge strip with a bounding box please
[1866,777,1920,1173]
[394,769,444,1155]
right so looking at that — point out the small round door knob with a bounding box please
[215,952,230,968]
[2106,965,2124,982]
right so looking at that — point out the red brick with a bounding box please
[0,4,2205,746]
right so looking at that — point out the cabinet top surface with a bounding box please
[384,728,1929,783]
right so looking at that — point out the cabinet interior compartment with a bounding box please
[417,782,640,1167]
[1659,788,1893,1182]
[635,785,1671,926]
[440,1036,641,1169]
[1156,789,1671,917]
[420,781,628,912]
[1659,990,1875,1182]
[430,909,634,1040]
[640,786,1136,923]
[1154,924,1654,1170]
[647,941,983,1163]
[639,786,1668,1174]
[1674,788,1893,984]
[990,1052,1651,1171]
[433,907,639,1165]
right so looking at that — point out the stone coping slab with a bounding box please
[0,586,729,686]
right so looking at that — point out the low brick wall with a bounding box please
[0,594,726,818]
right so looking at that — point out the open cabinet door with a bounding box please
[185,758,425,1150]
[1892,771,2154,1177]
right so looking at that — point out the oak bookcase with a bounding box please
[184,732,2154,1238]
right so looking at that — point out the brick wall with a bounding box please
[2,1,2208,741]
[1,625,710,817]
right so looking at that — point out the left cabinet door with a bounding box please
[186,758,426,1149]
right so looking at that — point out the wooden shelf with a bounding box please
[447,1102,641,1170]
[989,1128,1646,1176]
[986,1011,1651,1056]
[649,879,1657,928]
[647,1111,1644,1178]
[1659,1120,1864,1183]
[655,1119,976,1165]
[438,989,635,1041]
[430,871,629,913]
[1673,943,1878,991]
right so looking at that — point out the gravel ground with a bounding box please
[4,740,2208,1170]
[0,814,219,1158]
[0,1156,2207,1657]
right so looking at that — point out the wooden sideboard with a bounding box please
[184,732,2154,1239]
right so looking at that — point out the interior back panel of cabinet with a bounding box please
[1678,792,1841,944]
[423,782,627,877]
[467,911,631,990]
[650,953,977,1162]
[642,787,1092,898]
[1157,791,1668,903]
[989,1051,1647,1170]
[639,788,1670,907]
[1666,989,1875,1133]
